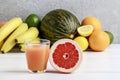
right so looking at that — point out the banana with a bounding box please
[1,41,16,53]
[15,27,39,43]
[19,38,40,51]
[0,17,23,42]
[1,23,28,53]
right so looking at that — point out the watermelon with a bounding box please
[40,9,80,45]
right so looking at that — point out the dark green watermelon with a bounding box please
[40,9,80,45]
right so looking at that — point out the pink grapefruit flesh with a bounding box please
[49,39,82,73]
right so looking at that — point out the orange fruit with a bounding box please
[88,30,110,51]
[81,16,102,31]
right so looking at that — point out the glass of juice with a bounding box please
[24,38,50,73]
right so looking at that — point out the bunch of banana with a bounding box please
[15,27,39,51]
[0,17,23,53]
[0,17,39,53]
[0,17,22,42]
[1,23,28,53]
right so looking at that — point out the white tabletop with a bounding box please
[0,44,120,80]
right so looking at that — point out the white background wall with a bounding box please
[0,0,119,43]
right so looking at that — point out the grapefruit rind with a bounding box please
[49,39,83,73]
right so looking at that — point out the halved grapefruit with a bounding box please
[49,39,83,73]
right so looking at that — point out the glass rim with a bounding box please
[24,38,50,45]
[24,38,50,41]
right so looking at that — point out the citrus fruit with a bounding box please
[89,30,110,51]
[25,14,41,28]
[74,36,89,51]
[81,16,102,31]
[77,25,93,37]
[49,39,82,73]
[105,31,114,44]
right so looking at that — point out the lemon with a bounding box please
[74,36,89,51]
[77,25,93,37]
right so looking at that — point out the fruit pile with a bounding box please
[0,9,114,53]
[74,16,114,51]
[0,15,40,53]
[39,9,114,52]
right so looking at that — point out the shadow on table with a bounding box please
[46,70,70,74]
[0,70,66,74]
[0,70,28,74]
[1,70,70,74]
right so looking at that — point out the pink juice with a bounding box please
[25,44,50,72]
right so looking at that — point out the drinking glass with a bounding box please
[24,38,50,73]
